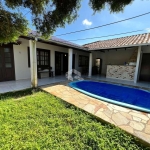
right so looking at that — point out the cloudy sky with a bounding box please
[26,0,150,45]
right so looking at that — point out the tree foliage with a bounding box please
[0,0,133,43]
[89,0,133,12]
[0,8,28,43]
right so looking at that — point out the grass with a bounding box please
[0,89,149,150]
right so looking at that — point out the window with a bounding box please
[37,49,50,66]
[79,55,89,67]
[4,48,12,68]
[28,47,50,68]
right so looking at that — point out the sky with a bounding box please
[24,0,150,45]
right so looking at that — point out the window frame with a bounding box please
[27,47,50,68]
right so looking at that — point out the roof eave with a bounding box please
[44,38,88,51]
[20,35,89,52]
[88,43,150,51]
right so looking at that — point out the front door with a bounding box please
[63,53,68,73]
[55,52,75,76]
[0,44,15,82]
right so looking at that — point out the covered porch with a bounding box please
[28,38,91,88]
[86,33,150,88]
[88,46,150,86]
[0,36,90,93]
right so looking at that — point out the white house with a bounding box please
[0,32,150,88]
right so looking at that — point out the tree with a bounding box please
[0,0,133,43]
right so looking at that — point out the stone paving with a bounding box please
[41,81,150,145]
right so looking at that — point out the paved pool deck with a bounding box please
[41,81,150,145]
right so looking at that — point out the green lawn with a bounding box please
[0,89,149,150]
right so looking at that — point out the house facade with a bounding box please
[0,36,90,84]
[0,33,150,87]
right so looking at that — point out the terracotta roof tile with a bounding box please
[83,33,150,50]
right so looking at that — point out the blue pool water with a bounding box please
[69,81,150,113]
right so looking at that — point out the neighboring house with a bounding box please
[0,32,150,87]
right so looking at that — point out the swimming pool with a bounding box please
[69,80,150,113]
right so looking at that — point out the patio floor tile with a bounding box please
[112,113,129,126]
[95,111,111,122]
[120,125,134,134]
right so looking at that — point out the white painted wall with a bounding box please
[13,38,89,80]
[142,45,150,53]
[13,38,31,80]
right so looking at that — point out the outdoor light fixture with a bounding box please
[65,54,66,56]
[14,40,22,45]
[17,41,22,45]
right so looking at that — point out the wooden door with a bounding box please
[55,52,62,75]
[0,45,15,82]
[63,53,68,73]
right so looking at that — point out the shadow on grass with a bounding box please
[0,88,40,100]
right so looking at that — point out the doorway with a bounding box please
[55,51,75,75]
[139,53,150,82]
[93,58,102,75]
[0,44,15,82]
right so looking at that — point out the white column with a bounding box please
[88,53,92,77]
[68,48,73,80]
[29,39,38,88]
[134,46,141,83]
[51,50,55,76]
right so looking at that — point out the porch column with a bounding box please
[88,53,92,77]
[29,39,38,88]
[51,50,55,76]
[68,48,73,79]
[134,46,141,83]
